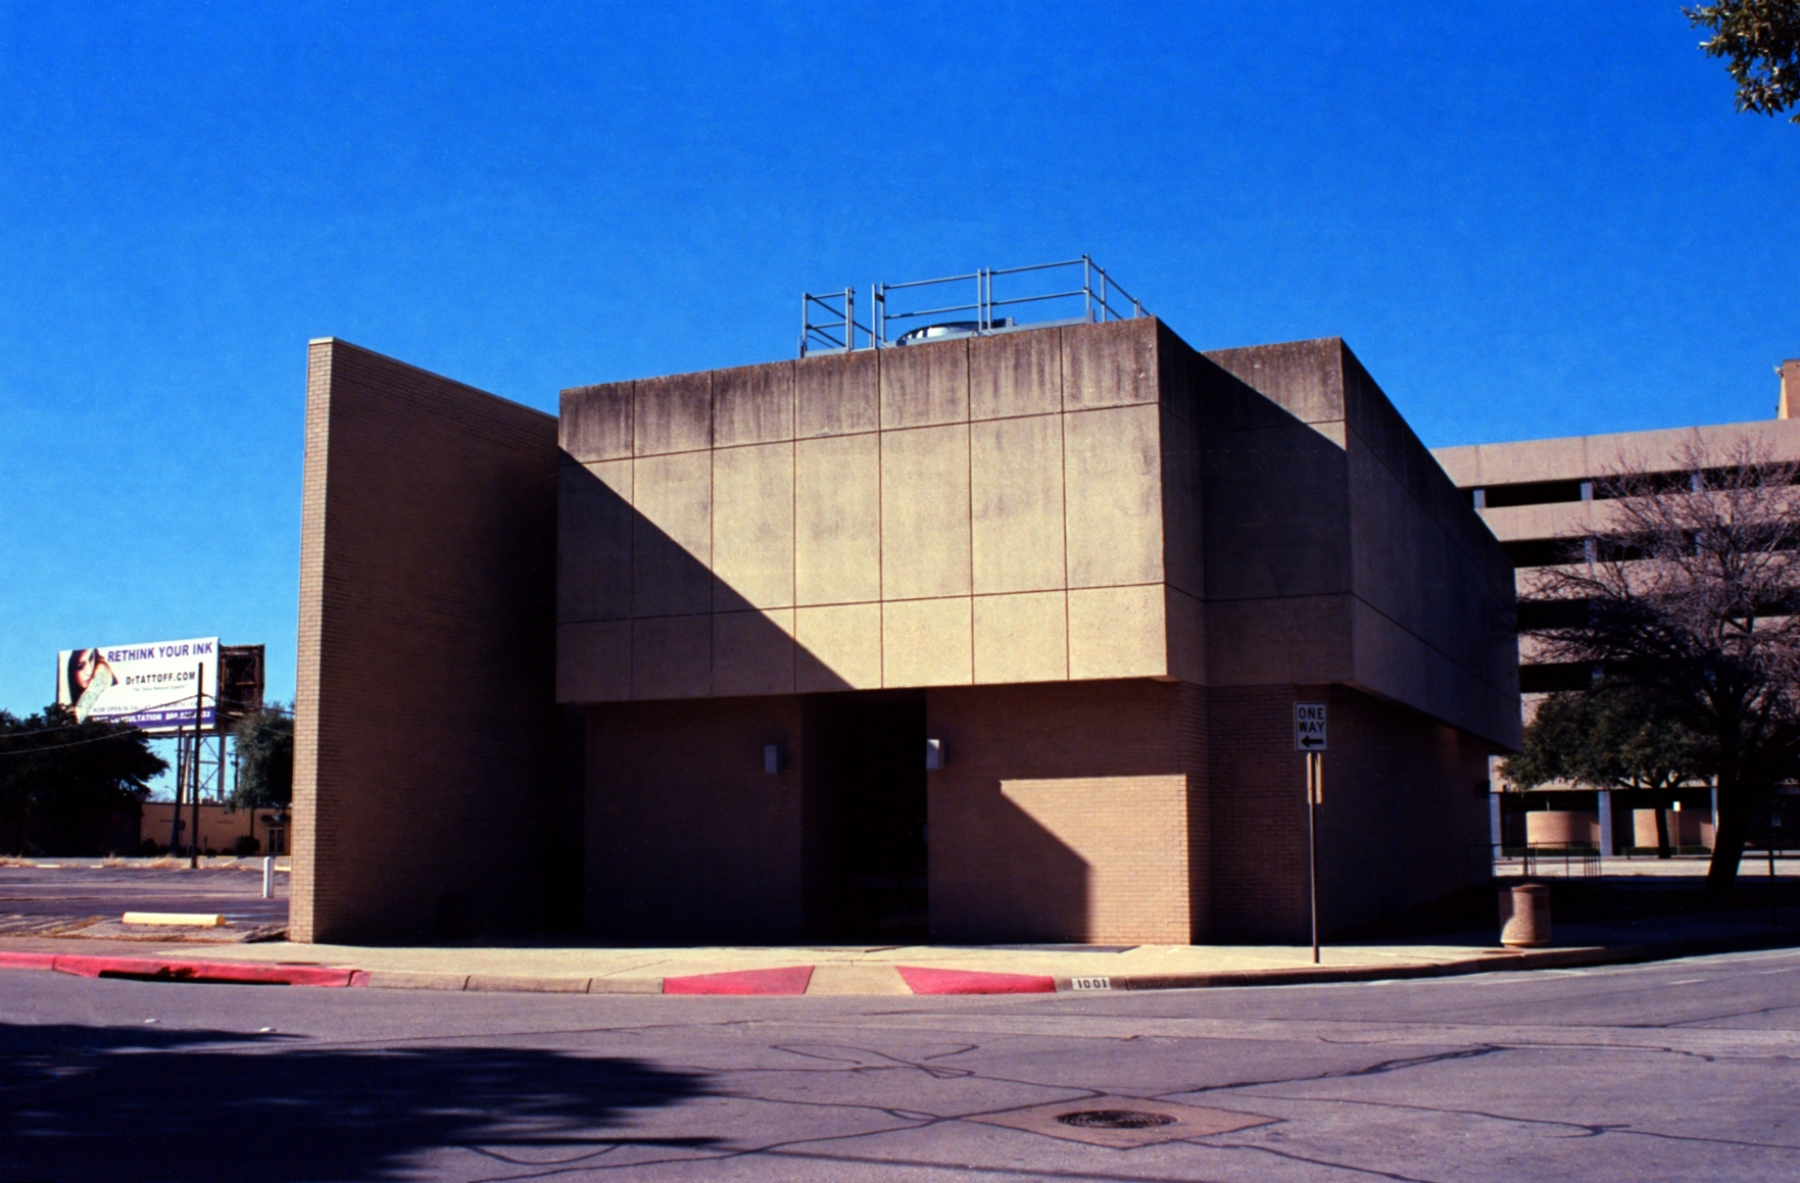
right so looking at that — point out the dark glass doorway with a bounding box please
[829,699,928,941]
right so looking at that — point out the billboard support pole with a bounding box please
[189,663,203,870]
[170,729,186,854]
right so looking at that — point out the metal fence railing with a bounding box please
[800,256,1145,357]
[1522,842,1603,877]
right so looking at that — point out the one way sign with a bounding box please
[1294,703,1327,752]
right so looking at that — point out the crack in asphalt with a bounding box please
[1230,1090,1800,1153]
[1210,1141,1449,1183]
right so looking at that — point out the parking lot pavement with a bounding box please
[0,864,288,938]
[3,946,1797,1182]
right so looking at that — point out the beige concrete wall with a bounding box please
[1197,337,1520,749]
[1433,417,1800,489]
[560,322,1516,748]
[140,802,269,854]
[293,339,560,943]
[558,319,1180,703]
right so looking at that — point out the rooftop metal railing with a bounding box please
[800,256,1145,357]
[799,288,874,357]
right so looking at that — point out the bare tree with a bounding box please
[1521,438,1800,891]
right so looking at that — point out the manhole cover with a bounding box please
[1056,1109,1177,1130]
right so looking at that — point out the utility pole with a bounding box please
[189,662,204,870]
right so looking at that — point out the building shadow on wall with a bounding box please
[0,1020,714,1182]
[561,460,1104,945]
[558,459,856,699]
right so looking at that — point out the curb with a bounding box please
[5,930,1795,996]
[0,951,357,987]
[1051,948,1612,993]
[664,966,814,995]
[899,966,1056,995]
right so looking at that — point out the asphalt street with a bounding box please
[3,947,1796,1182]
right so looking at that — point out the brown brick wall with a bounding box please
[574,675,1488,944]
[1311,688,1493,931]
[1205,684,1491,941]
[585,695,807,942]
[292,339,560,943]
[925,679,1208,943]
[1205,686,1312,940]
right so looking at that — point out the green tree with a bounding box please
[1687,1,1800,122]
[0,707,167,854]
[230,704,293,812]
[1503,684,1714,855]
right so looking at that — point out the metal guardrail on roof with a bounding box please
[800,256,1145,357]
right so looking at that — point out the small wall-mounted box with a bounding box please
[764,744,784,775]
[925,738,944,771]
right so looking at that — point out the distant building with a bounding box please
[1432,359,1800,854]
[291,317,1518,945]
[139,802,287,856]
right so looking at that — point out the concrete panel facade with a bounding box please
[556,321,1201,704]
[1200,337,1519,749]
[1434,417,1800,490]
[971,414,1065,594]
[293,339,560,943]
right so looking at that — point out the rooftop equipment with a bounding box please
[800,256,1145,357]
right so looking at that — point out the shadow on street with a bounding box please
[0,1021,715,1182]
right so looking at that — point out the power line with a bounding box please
[0,692,209,740]
[0,728,164,757]
[0,690,225,755]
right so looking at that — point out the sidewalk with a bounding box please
[4,900,1796,995]
[3,855,1796,996]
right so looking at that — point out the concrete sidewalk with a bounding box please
[5,902,1797,994]
[0,935,1593,994]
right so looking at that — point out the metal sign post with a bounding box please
[1295,703,1327,965]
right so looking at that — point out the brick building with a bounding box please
[291,317,1519,945]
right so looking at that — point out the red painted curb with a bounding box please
[897,966,1058,995]
[0,951,59,972]
[42,954,357,987]
[663,965,814,995]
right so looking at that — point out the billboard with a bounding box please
[57,638,221,732]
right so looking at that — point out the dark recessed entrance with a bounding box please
[806,695,928,942]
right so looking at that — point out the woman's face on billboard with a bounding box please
[72,649,99,690]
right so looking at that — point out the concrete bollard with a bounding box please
[1499,883,1551,947]
[262,856,274,900]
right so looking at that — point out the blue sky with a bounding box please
[2,1,1798,729]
